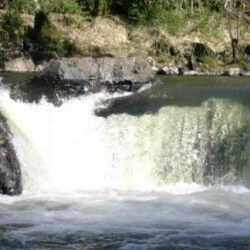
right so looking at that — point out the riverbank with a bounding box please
[0,11,250,76]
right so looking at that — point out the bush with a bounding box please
[40,0,82,14]
[0,11,24,49]
[4,0,36,14]
[33,11,62,47]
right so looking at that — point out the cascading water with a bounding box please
[0,76,250,249]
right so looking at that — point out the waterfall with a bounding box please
[0,81,249,194]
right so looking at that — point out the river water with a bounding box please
[0,76,250,249]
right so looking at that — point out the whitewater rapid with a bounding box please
[0,77,250,249]
[0,80,250,193]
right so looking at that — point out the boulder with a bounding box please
[159,65,179,75]
[224,68,241,76]
[11,57,154,105]
[147,57,159,72]
[242,71,250,76]
[0,114,22,195]
[4,57,35,72]
[157,61,179,75]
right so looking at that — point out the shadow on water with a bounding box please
[96,76,250,117]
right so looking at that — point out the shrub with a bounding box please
[33,11,62,47]
[0,11,24,49]
[4,0,36,14]
[40,0,82,14]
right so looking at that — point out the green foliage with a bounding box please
[0,11,24,49]
[199,56,218,68]
[61,40,85,56]
[193,43,214,59]
[76,0,95,13]
[62,15,77,26]
[33,11,62,46]
[6,0,36,14]
[109,0,226,25]
[151,36,169,56]
[40,0,82,14]
[203,0,225,12]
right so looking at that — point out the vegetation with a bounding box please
[0,0,249,70]
[0,11,24,49]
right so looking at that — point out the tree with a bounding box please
[225,0,248,63]
[93,0,109,16]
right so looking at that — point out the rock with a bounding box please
[11,57,154,105]
[224,68,241,76]
[4,57,35,72]
[0,114,22,195]
[160,66,179,75]
[35,64,45,72]
[183,70,204,76]
[242,71,250,76]
[147,57,159,72]
[157,61,179,75]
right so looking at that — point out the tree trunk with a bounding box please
[93,0,108,16]
[190,0,194,13]
[232,38,239,63]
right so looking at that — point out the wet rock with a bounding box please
[11,57,154,104]
[0,114,22,195]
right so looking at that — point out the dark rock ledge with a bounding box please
[0,113,22,195]
[10,56,154,105]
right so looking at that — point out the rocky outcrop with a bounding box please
[0,114,22,195]
[11,56,154,105]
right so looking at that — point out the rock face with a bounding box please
[11,57,154,105]
[0,114,22,195]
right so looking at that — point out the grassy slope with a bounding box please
[53,13,249,56]
[11,11,250,70]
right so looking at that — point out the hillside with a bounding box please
[0,0,250,74]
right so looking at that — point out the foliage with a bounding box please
[0,11,24,49]
[32,11,62,47]
[40,0,82,14]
